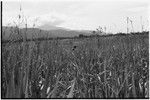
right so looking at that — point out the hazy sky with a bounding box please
[3,0,150,33]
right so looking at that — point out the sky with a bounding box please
[3,0,150,33]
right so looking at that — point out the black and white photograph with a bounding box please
[1,0,149,99]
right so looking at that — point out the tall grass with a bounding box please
[1,28,149,98]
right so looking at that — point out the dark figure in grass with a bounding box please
[72,45,77,51]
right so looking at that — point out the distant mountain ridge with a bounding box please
[38,24,69,31]
[2,26,92,41]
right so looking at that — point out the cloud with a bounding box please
[126,6,149,13]
[36,11,69,27]
[40,16,64,26]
